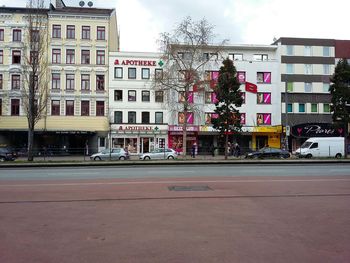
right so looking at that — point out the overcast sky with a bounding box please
[3,0,350,52]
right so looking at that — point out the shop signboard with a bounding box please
[291,123,344,138]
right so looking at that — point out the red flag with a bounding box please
[245,82,257,93]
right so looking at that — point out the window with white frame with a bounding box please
[51,73,60,90]
[114,67,123,78]
[323,83,330,93]
[66,74,74,90]
[323,64,330,75]
[304,82,312,92]
[323,46,330,57]
[286,45,294,55]
[304,46,312,56]
[305,64,313,74]
[155,112,163,124]
[81,74,90,90]
[286,64,294,74]
[142,68,150,79]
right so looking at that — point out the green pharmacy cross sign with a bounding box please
[158,60,164,67]
[153,126,159,132]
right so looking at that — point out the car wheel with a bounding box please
[167,155,174,160]
[119,156,126,160]
[144,156,150,160]
[305,154,312,159]
[335,153,342,159]
[0,157,5,162]
[94,156,102,161]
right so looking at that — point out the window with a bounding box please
[323,46,330,57]
[52,49,61,64]
[323,83,330,93]
[257,72,271,83]
[305,64,313,74]
[81,101,90,116]
[12,50,21,64]
[31,29,39,43]
[286,45,294,55]
[52,73,60,90]
[114,90,123,101]
[257,93,271,104]
[52,25,61,38]
[142,112,150,124]
[81,74,90,91]
[142,91,150,102]
[253,54,268,61]
[241,92,246,104]
[66,25,75,39]
[155,112,163,124]
[229,53,243,61]
[0,74,2,89]
[179,91,194,103]
[11,99,20,116]
[237,71,246,83]
[128,90,136,101]
[96,101,105,116]
[0,50,3,64]
[97,26,105,40]
[311,103,318,113]
[0,29,4,41]
[81,50,90,64]
[203,53,209,60]
[310,143,318,149]
[257,113,271,125]
[128,68,136,79]
[205,113,212,124]
[114,67,123,78]
[286,64,294,74]
[304,46,312,56]
[96,75,105,91]
[178,112,194,124]
[323,64,330,75]
[51,100,60,115]
[323,103,330,113]
[287,82,293,92]
[287,103,293,113]
[299,103,305,113]
[305,82,312,92]
[82,26,90,40]
[66,100,74,116]
[11,75,20,90]
[66,49,75,64]
[240,113,246,125]
[205,92,213,104]
[155,91,163,103]
[114,111,123,123]
[66,74,74,90]
[142,68,150,79]
[96,50,105,65]
[155,69,163,80]
[128,111,136,123]
[13,29,21,42]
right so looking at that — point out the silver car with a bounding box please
[90,148,129,161]
[139,148,177,160]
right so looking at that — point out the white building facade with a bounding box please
[108,51,168,154]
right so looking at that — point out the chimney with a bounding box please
[56,0,66,9]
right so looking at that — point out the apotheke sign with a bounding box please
[114,59,157,67]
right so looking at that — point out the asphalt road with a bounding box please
[1,164,350,263]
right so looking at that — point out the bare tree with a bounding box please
[21,0,49,161]
[154,16,227,157]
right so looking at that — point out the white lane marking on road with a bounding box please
[1,178,350,187]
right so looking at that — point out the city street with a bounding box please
[0,164,350,263]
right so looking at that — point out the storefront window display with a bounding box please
[112,138,137,153]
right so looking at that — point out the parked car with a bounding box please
[245,147,290,159]
[139,148,177,160]
[0,147,17,162]
[90,148,129,161]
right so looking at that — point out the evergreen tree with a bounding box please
[329,58,350,157]
[212,58,243,159]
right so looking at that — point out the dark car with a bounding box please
[0,147,17,162]
[245,147,290,159]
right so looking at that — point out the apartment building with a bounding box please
[108,52,168,154]
[274,37,347,151]
[0,0,119,154]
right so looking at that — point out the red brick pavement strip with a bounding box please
[0,176,350,263]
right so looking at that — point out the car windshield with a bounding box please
[301,142,312,148]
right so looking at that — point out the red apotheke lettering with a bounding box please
[114,59,156,67]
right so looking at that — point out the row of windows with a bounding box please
[287,103,330,113]
[114,67,163,80]
[286,45,331,57]
[199,52,269,62]
[206,70,272,84]
[113,90,163,103]
[286,64,331,74]
[52,25,105,40]
[286,82,330,93]
[52,49,105,65]
[51,73,105,91]
[113,111,164,124]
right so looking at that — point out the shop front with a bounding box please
[110,124,168,155]
[168,125,199,154]
[251,125,282,150]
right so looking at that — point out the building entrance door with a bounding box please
[256,136,268,150]
[140,137,153,153]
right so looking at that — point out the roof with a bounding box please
[49,6,114,16]
[0,7,48,14]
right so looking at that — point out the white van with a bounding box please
[295,137,344,158]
